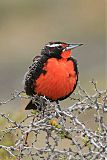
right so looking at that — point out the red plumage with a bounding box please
[24,42,83,110]
[35,57,77,100]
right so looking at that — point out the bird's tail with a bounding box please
[25,100,37,110]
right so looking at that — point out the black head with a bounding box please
[41,41,83,59]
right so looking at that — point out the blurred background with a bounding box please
[0,0,106,112]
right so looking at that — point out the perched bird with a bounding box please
[24,42,83,110]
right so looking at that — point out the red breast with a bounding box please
[34,57,77,100]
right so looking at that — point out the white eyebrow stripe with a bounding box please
[46,44,61,47]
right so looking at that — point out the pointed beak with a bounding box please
[64,43,83,51]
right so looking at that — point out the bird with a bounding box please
[24,41,83,110]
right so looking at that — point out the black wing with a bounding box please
[24,55,49,96]
[67,56,78,74]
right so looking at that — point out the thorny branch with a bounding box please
[0,80,107,160]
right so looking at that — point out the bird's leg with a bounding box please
[56,100,61,111]
[40,96,46,117]
[49,101,61,126]
[55,101,66,127]
[55,101,62,118]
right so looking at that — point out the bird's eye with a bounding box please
[57,45,64,50]
[58,45,62,48]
